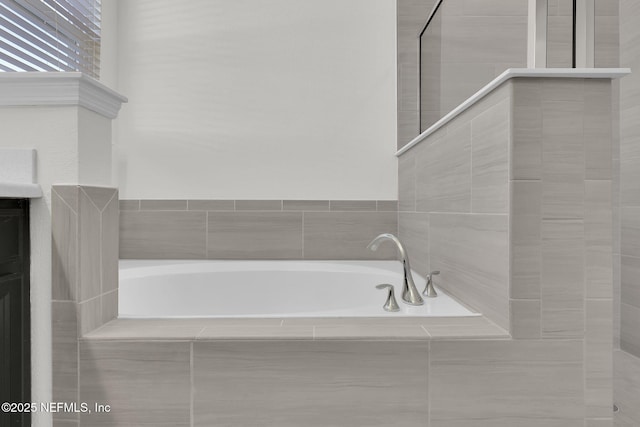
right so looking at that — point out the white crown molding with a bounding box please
[396,67,631,156]
[0,72,128,119]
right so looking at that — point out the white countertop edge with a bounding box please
[0,72,128,119]
[0,182,43,199]
[396,67,631,157]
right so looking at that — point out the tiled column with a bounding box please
[509,78,614,424]
[51,185,119,425]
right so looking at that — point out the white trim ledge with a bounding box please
[0,72,128,119]
[0,183,42,199]
[396,67,631,157]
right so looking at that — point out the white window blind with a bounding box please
[0,0,101,78]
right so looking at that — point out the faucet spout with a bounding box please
[367,233,424,306]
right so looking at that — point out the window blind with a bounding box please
[0,0,101,78]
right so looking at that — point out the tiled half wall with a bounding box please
[119,200,399,260]
[398,77,614,423]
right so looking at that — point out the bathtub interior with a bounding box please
[118,260,480,319]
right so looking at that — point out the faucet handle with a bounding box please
[422,271,440,298]
[376,284,400,312]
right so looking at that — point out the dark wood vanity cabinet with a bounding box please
[0,199,31,426]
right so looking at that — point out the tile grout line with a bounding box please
[101,189,118,214]
[190,341,194,427]
[99,194,104,326]
[507,97,513,335]
[205,211,209,259]
[427,340,431,427]
[420,325,431,338]
[470,119,474,214]
[583,218,588,416]
[428,212,508,216]
[52,186,78,215]
[77,292,104,305]
[80,186,102,213]
[412,155,417,212]
[83,318,116,336]
[76,325,80,425]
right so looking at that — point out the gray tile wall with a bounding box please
[398,77,615,424]
[619,0,640,360]
[77,340,428,427]
[437,1,528,116]
[430,339,584,426]
[398,83,512,330]
[192,341,428,427]
[80,341,191,426]
[77,335,600,427]
[545,0,623,356]
[119,200,398,260]
[51,185,119,424]
[614,349,640,426]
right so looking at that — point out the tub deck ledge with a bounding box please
[81,315,509,342]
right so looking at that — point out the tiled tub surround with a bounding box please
[51,185,119,425]
[75,316,600,427]
[398,70,624,426]
[78,317,511,427]
[52,71,624,426]
[119,199,398,260]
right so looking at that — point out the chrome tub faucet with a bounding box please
[367,233,424,306]
[423,270,440,298]
[376,284,400,312]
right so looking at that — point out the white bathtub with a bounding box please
[119,260,479,318]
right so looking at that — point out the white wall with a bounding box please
[114,0,398,200]
[99,0,119,91]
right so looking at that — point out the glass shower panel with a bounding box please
[419,7,442,132]
[419,0,528,132]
